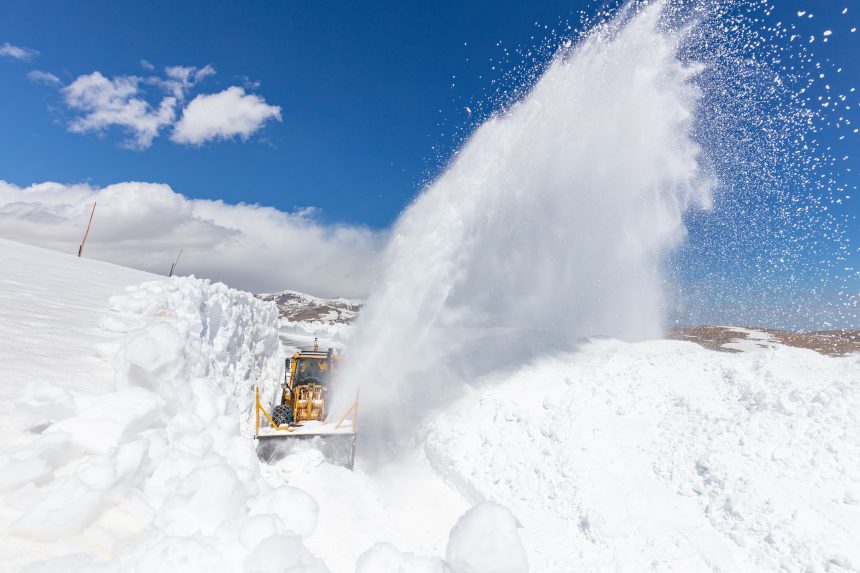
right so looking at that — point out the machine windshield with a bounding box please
[294,358,329,385]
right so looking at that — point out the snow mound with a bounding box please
[356,543,450,573]
[1,276,328,572]
[424,338,860,572]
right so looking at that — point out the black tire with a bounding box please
[272,404,293,426]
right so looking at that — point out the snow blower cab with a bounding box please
[275,347,333,426]
[254,339,358,468]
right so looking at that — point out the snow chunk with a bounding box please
[45,387,163,453]
[355,543,450,573]
[248,485,320,538]
[0,456,52,493]
[243,534,329,573]
[161,465,248,536]
[445,502,528,573]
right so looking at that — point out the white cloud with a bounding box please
[149,64,215,99]
[27,70,61,86]
[0,180,382,298]
[0,42,38,61]
[63,71,176,149]
[55,64,278,149]
[140,59,155,71]
[171,86,282,145]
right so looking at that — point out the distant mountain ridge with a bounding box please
[255,289,362,324]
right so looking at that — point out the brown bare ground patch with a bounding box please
[669,326,860,357]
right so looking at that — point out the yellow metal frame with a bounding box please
[255,385,359,437]
[255,385,295,436]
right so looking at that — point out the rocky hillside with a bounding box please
[255,289,362,323]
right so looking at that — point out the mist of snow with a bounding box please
[338,0,858,441]
[336,2,714,439]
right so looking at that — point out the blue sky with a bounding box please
[0,1,857,326]
[0,0,598,227]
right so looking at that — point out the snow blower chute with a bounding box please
[254,343,358,469]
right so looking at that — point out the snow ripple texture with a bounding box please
[0,277,329,573]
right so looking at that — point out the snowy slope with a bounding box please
[0,238,157,450]
[424,339,860,572]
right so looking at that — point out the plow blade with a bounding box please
[256,432,357,468]
[254,386,359,469]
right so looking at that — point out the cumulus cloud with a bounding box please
[63,72,177,149]
[56,64,279,149]
[0,180,382,298]
[171,86,282,145]
[26,70,61,86]
[0,42,38,61]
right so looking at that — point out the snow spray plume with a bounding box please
[336,2,713,444]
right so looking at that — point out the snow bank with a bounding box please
[1,276,329,572]
[424,338,860,572]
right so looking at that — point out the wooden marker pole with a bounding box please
[169,249,183,277]
[77,202,96,257]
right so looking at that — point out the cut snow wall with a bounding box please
[106,277,285,434]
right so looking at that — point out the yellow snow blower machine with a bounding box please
[254,340,358,468]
